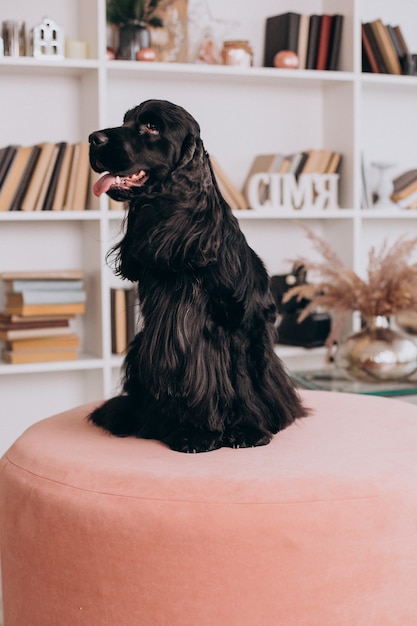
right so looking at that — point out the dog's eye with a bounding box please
[141,122,159,136]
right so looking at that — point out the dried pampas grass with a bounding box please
[284,226,417,324]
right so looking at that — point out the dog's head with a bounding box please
[89,99,203,201]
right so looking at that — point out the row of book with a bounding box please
[0,142,91,212]
[264,12,344,71]
[242,150,342,206]
[362,20,411,75]
[0,270,86,364]
[111,287,139,355]
[210,151,342,211]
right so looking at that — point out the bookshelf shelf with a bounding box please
[1,0,417,454]
[360,72,417,89]
[0,355,104,376]
[106,59,355,87]
[0,57,100,77]
[0,211,102,222]
[233,208,356,220]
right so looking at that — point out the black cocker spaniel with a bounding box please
[88,99,308,452]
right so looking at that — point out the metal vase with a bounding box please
[335,315,417,382]
[117,20,150,60]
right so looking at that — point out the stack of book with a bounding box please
[362,20,410,75]
[264,12,344,71]
[242,150,342,206]
[111,287,139,355]
[0,270,86,364]
[392,169,417,209]
[0,142,91,212]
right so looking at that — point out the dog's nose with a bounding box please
[89,131,109,146]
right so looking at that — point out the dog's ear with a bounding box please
[174,134,203,172]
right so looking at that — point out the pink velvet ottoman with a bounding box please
[1,390,417,625]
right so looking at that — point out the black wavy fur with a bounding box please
[88,99,308,452]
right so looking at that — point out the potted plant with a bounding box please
[284,226,417,381]
[107,0,172,60]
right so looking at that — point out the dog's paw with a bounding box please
[222,426,272,449]
[163,427,223,453]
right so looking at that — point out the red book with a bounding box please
[316,14,333,70]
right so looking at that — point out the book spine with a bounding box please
[305,15,322,70]
[7,290,86,305]
[315,14,333,71]
[363,23,388,73]
[362,23,380,73]
[369,19,402,75]
[327,15,344,71]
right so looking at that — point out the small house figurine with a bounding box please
[31,18,64,60]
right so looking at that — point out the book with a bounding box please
[361,23,380,73]
[20,142,57,211]
[369,19,402,75]
[0,325,72,341]
[327,14,344,71]
[305,14,322,70]
[8,145,42,211]
[210,156,249,210]
[326,152,342,174]
[0,146,33,211]
[111,288,128,355]
[288,152,309,177]
[0,312,73,323]
[296,14,310,70]
[392,170,417,201]
[392,25,410,58]
[386,24,405,70]
[315,14,333,70]
[63,143,81,210]
[392,169,417,193]
[363,22,388,73]
[33,144,60,211]
[395,187,417,209]
[1,269,83,281]
[4,279,84,293]
[3,302,86,317]
[263,12,301,68]
[0,314,69,329]
[6,289,86,306]
[6,333,79,352]
[300,150,333,174]
[42,142,68,211]
[278,156,293,173]
[4,278,84,292]
[242,153,285,205]
[2,348,78,364]
[71,143,90,210]
[51,144,74,211]
[0,145,19,188]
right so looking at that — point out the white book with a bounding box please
[7,290,86,305]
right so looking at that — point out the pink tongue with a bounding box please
[93,173,117,197]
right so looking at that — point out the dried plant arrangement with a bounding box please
[283,226,417,343]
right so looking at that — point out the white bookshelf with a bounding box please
[1,0,417,453]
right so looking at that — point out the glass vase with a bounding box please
[334,315,417,382]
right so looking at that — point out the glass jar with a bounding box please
[221,40,253,67]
